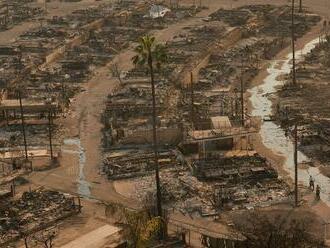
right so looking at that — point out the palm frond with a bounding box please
[132,35,167,71]
[154,44,168,64]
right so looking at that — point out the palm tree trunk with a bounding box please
[148,49,163,219]
[299,0,302,12]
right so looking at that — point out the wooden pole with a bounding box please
[4,110,9,126]
[190,72,195,127]
[292,0,297,85]
[292,0,298,207]
[5,1,9,27]
[240,76,244,126]
[18,91,28,160]
[235,91,239,117]
[294,123,298,207]
[48,109,53,159]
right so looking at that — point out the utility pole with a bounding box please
[292,0,297,85]
[240,75,244,127]
[299,0,303,12]
[234,89,239,118]
[292,0,299,207]
[5,1,9,28]
[294,123,298,207]
[190,72,195,128]
[18,91,28,160]
[48,109,53,159]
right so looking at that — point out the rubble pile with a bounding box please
[211,5,321,38]
[192,155,277,181]
[0,1,44,31]
[102,79,182,147]
[180,90,239,127]
[166,24,226,82]
[191,37,283,124]
[199,37,283,88]
[0,189,80,245]
[0,122,62,147]
[134,168,214,215]
[134,160,289,215]
[211,178,289,211]
[210,8,253,27]
[260,6,321,38]
[102,149,183,180]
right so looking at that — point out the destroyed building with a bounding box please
[0,188,80,246]
[0,1,43,31]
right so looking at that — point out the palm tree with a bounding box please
[299,0,303,12]
[132,35,167,219]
